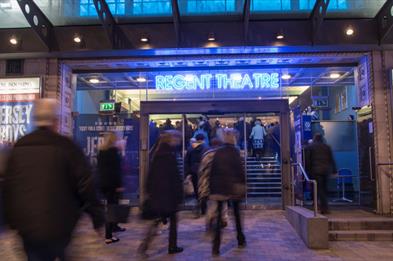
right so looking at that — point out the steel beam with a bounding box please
[310,0,330,45]
[376,0,393,44]
[16,0,58,51]
[92,0,132,49]
[243,0,251,43]
[171,0,181,46]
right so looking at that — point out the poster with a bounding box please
[0,77,40,143]
[73,114,140,198]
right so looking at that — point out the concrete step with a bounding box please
[329,218,393,231]
[329,230,393,241]
[247,182,282,186]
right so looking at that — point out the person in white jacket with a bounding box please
[249,120,267,160]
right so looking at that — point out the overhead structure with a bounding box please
[171,0,181,46]
[16,0,58,51]
[92,0,132,49]
[243,0,251,43]
[376,0,393,44]
[310,0,330,45]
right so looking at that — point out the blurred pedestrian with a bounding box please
[193,121,209,145]
[163,118,174,131]
[198,138,229,232]
[305,133,337,214]
[2,99,104,261]
[139,130,184,256]
[210,129,246,256]
[97,132,125,244]
[184,134,208,216]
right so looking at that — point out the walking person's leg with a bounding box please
[138,219,160,256]
[213,201,223,255]
[232,200,246,247]
[168,213,183,254]
[105,191,119,244]
[316,175,329,214]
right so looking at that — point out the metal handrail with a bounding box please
[377,162,393,166]
[291,163,318,217]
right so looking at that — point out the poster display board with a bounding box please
[0,77,41,143]
[73,114,140,199]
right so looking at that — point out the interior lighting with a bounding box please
[208,33,216,42]
[9,37,18,45]
[140,36,149,43]
[136,77,147,83]
[345,27,354,36]
[89,78,100,84]
[258,97,262,100]
[73,35,82,43]
[281,74,291,80]
[276,33,284,40]
[329,73,341,79]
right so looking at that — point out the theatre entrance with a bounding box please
[139,99,291,209]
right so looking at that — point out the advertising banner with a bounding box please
[0,77,40,143]
[73,114,140,198]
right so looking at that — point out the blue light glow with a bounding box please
[155,72,280,91]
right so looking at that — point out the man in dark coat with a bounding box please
[184,134,208,215]
[305,133,337,214]
[209,129,246,256]
[2,99,104,261]
[139,130,184,256]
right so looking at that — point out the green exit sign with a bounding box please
[100,102,115,112]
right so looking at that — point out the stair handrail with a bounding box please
[291,162,318,217]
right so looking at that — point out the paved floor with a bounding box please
[1,210,393,261]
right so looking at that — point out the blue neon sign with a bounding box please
[155,73,280,91]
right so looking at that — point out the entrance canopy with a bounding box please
[0,1,392,55]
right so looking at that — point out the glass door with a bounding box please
[245,113,282,207]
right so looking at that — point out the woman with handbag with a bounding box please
[97,132,125,244]
[139,130,184,256]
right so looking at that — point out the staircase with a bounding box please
[246,156,282,198]
[329,217,393,241]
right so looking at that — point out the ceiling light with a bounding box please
[9,37,18,45]
[258,97,262,100]
[89,78,100,84]
[73,35,82,43]
[231,73,242,81]
[329,73,341,79]
[345,27,354,36]
[281,74,291,80]
[140,36,149,43]
[276,33,284,40]
[136,77,147,83]
[208,33,215,42]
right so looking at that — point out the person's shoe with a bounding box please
[113,226,126,232]
[105,237,120,244]
[168,246,183,254]
[237,235,247,248]
[212,247,220,256]
[320,210,331,215]
[137,243,148,258]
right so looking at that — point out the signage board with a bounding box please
[0,77,40,143]
[99,101,115,112]
[154,72,280,91]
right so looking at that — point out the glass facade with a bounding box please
[0,0,29,28]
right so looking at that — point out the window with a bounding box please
[132,0,172,15]
[251,0,291,11]
[185,0,236,14]
[299,0,348,10]
[79,0,125,17]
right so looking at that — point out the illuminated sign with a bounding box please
[99,101,115,112]
[0,77,41,143]
[155,73,280,91]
